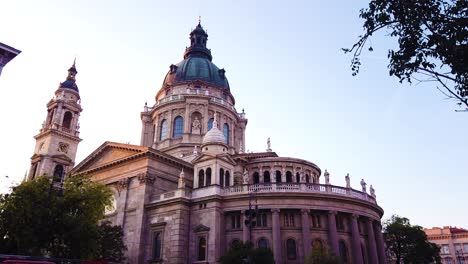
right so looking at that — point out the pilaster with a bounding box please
[271,208,282,263]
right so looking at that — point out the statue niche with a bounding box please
[191,112,202,135]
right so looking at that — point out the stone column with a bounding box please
[301,209,311,257]
[366,218,379,264]
[271,208,282,263]
[243,210,250,243]
[351,214,364,264]
[327,211,339,255]
[374,221,387,264]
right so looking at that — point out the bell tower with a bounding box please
[28,60,83,182]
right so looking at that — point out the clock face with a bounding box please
[39,142,46,151]
[58,142,69,153]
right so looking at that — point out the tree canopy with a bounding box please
[344,0,468,110]
[0,175,125,261]
[304,246,340,264]
[384,215,441,264]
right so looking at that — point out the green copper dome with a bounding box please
[162,23,230,90]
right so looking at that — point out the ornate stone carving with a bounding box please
[324,169,330,185]
[116,177,130,193]
[138,173,156,185]
[360,179,367,193]
[271,208,280,213]
[345,173,351,188]
[191,117,201,134]
[301,208,310,215]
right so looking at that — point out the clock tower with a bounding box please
[28,60,83,182]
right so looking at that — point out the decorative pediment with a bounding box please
[192,153,237,166]
[72,141,148,173]
[193,224,210,233]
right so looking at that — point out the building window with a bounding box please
[198,236,207,261]
[446,258,453,264]
[296,172,300,183]
[336,214,345,231]
[286,239,297,260]
[160,119,168,140]
[152,232,162,260]
[275,170,282,183]
[312,240,324,253]
[219,168,224,187]
[258,238,268,248]
[339,240,348,264]
[263,171,271,183]
[231,214,241,229]
[306,174,310,183]
[198,169,205,188]
[225,171,230,187]
[286,171,293,183]
[206,168,212,186]
[442,245,450,254]
[53,165,64,182]
[312,214,321,228]
[208,118,214,131]
[256,212,267,227]
[223,123,229,144]
[62,111,73,129]
[172,116,183,138]
[253,172,260,184]
[284,213,295,227]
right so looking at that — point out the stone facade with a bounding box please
[425,226,468,264]
[31,22,386,264]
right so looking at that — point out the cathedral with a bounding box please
[28,22,386,264]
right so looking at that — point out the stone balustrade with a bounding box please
[152,183,377,204]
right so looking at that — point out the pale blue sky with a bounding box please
[0,0,466,229]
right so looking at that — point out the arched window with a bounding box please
[275,170,282,183]
[258,238,268,248]
[306,174,310,183]
[53,165,64,182]
[219,168,225,187]
[263,171,271,183]
[31,163,38,180]
[225,171,231,187]
[296,172,300,183]
[207,118,214,131]
[339,240,348,264]
[223,123,229,144]
[286,171,293,183]
[198,237,207,261]
[153,232,162,260]
[312,240,324,253]
[173,116,183,137]
[286,239,297,260]
[198,170,205,188]
[62,111,73,129]
[253,172,260,184]
[159,119,168,141]
[206,168,212,186]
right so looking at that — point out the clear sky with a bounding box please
[0,0,466,229]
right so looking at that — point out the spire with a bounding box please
[59,59,79,92]
[184,20,212,60]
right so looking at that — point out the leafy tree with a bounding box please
[305,246,340,264]
[219,241,274,264]
[384,215,441,264]
[0,175,117,260]
[344,0,468,110]
[95,221,127,262]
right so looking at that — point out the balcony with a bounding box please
[151,183,377,205]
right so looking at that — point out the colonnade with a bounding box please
[240,209,386,264]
